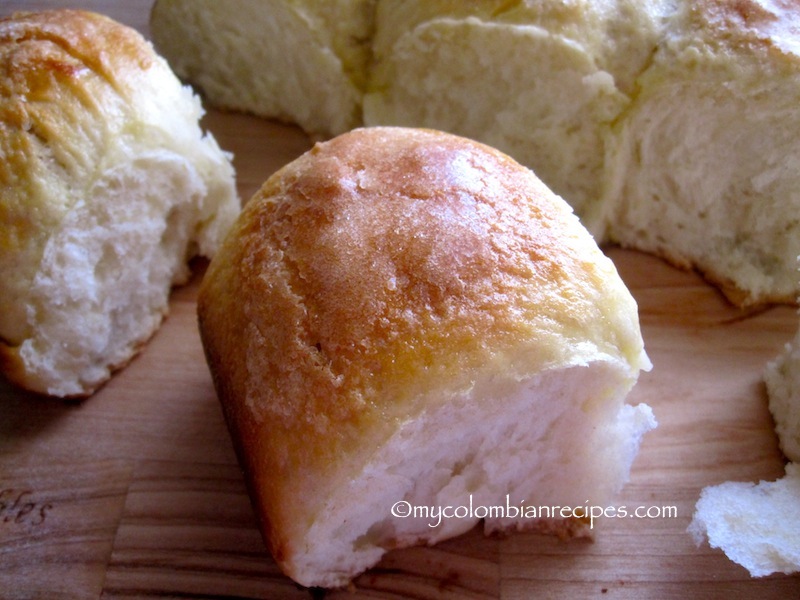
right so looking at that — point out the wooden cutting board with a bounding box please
[1,2,798,598]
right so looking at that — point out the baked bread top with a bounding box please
[200,126,648,432]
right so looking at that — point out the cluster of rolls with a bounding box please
[152,0,800,584]
[151,0,800,308]
[0,7,657,588]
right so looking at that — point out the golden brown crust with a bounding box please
[197,126,646,574]
[0,9,155,84]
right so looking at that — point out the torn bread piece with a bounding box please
[689,464,800,577]
[197,126,655,588]
[0,10,239,397]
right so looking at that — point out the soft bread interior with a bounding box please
[690,289,800,577]
[602,18,800,305]
[689,464,800,578]
[16,153,213,396]
[287,360,655,587]
[0,10,238,397]
[150,0,372,136]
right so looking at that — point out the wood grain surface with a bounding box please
[1,2,798,598]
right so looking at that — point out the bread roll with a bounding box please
[151,0,800,307]
[197,126,655,588]
[150,0,375,137]
[0,9,239,397]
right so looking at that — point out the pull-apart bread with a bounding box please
[0,10,239,397]
[197,127,656,588]
[152,0,800,307]
[602,1,800,307]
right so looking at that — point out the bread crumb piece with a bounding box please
[688,463,800,577]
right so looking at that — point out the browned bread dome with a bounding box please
[197,126,655,588]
